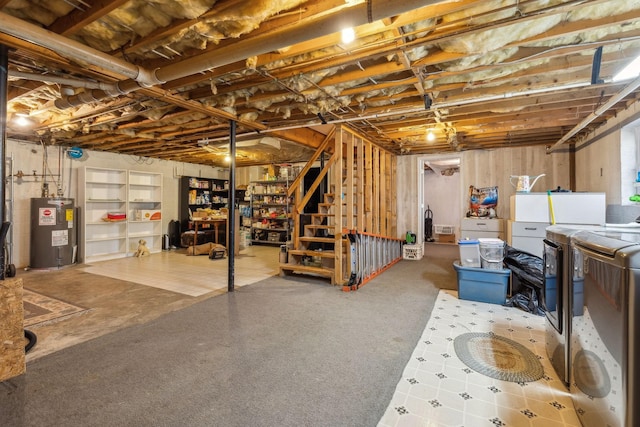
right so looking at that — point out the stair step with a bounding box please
[299,236,336,244]
[280,264,335,279]
[304,224,333,230]
[288,249,335,257]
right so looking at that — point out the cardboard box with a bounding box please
[139,210,161,221]
[453,261,510,305]
[268,232,282,242]
[438,233,456,244]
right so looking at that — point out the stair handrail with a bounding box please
[286,128,335,199]
[286,129,335,250]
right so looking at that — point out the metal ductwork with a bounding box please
[0,12,160,86]
[53,80,144,109]
[9,70,116,91]
[0,1,442,108]
[156,0,443,83]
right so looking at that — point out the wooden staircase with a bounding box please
[279,193,345,285]
[278,124,398,287]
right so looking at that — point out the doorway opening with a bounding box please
[417,155,462,244]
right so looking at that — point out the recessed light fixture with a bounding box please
[14,113,32,127]
[427,129,436,142]
[613,55,640,82]
[341,27,355,44]
[224,155,231,163]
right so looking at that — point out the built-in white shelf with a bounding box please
[79,167,162,263]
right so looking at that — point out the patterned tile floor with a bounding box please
[378,290,581,427]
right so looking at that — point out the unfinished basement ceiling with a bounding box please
[1,0,640,166]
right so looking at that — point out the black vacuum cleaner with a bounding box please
[424,205,435,242]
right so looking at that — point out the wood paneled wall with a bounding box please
[397,146,571,242]
[574,98,640,205]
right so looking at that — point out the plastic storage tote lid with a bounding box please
[477,238,504,245]
[458,238,479,245]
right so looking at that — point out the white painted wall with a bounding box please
[423,168,461,239]
[6,139,233,269]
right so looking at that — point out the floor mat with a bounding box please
[454,332,544,382]
[23,289,88,327]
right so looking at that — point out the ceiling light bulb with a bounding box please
[613,55,640,82]
[14,114,32,127]
[341,27,355,44]
[427,130,436,142]
[224,155,231,163]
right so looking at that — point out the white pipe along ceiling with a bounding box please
[0,0,639,166]
[0,0,443,107]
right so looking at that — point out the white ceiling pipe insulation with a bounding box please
[0,11,156,85]
[9,70,117,91]
[156,0,443,83]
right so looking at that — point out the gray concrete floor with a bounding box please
[20,245,281,361]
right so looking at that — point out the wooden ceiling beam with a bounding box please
[48,0,130,36]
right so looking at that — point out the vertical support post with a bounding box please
[228,120,236,292]
[0,45,9,280]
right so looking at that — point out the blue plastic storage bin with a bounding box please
[453,260,510,305]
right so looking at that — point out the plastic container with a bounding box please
[458,239,480,267]
[478,238,505,270]
[403,244,423,260]
[453,260,510,305]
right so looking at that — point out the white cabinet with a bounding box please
[79,167,163,263]
[460,218,505,240]
[128,171,162,255]
[507,192,606,258]
[79,167,127,263]
[507,221,546,257]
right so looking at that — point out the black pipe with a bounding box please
[591,46,603,85]
[24,329,37,353]
[228,120,236,292]
[0,45,9,280]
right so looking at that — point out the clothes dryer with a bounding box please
[570,230,640,427]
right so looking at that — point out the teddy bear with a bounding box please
[134,239,150,257]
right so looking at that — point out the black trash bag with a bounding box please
[503,245,545,315]
[505,280,545,316]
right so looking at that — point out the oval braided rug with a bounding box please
[454,332,544,382]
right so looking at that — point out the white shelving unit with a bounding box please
[128,171,163,255]
[79,167,127,263]
[79,167,163,263]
